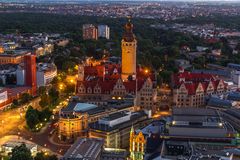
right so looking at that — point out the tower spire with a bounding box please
[130,124,134,133]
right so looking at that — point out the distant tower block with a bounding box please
[121,17,137,81]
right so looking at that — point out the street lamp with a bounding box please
[145,69,149,74]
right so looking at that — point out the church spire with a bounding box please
[130,125,134,133]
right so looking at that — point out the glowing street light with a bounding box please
[59,83,64,90]
[144,69,149,74]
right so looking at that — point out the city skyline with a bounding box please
[0,0,240,159]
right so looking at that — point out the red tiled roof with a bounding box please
[77,78,147,94]
[173,71,216,85]
[123,79,145,93]
[83,64,155,82]
[179,79,225,95]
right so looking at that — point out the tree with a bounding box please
[159,70,173,84]
[10,143,33,160]
[236,42,240,51]
[25,106,40,130]
[34,152,45,160]
[34,152,58,160]
[38,86,47,96]
[12,99,19,106]
[48,87,59,105]
[39,93,49,108]
[62,61,76,73]
[64,84,75,95]
[19,93,31,104]
[39,108,52,122]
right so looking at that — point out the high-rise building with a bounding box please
[98,25,110,39]
[24,55,37,95]
[82,24,98,40]
[121,18,137,81]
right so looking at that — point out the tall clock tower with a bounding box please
[121,17,137,81]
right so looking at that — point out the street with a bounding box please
[0,98,70,157]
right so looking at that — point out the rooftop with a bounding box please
[207,97,233,108]
[89,111,148,132]
[61,102,97,113]
[101,111,128,121]
[172,107,217,116]
[0,50,31,57]
[63,138,104,160]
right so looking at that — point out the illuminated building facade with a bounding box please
[0,51,30,65]
[89,110,150,149]
[59,101,136,142]
[59,113,88,142]
[129,127,145,160]
[121,18,137,81]
[172,68,227,107]
[0,46,4,54]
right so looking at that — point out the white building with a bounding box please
[98,25,110,39]
[0,89,8,104]
[37,63,57,87]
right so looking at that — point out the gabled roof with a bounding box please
[174,70,227,95]
[77,78,148,94]
[179,80,225,95]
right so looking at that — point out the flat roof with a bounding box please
[101,111,128,121]
[0,50,31,57]
[89,111,147,132]
[172,108,217,116]
[63,138,103,159]
[173,115,220,122]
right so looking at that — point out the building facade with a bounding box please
[58,101,136,142]
[36,63,57,87]
[129,127,145,160]
[89,111,150,149]
[98,25,110,39]
[82,24,98,40]
[0,51,30,65]
[172,68,227,107]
